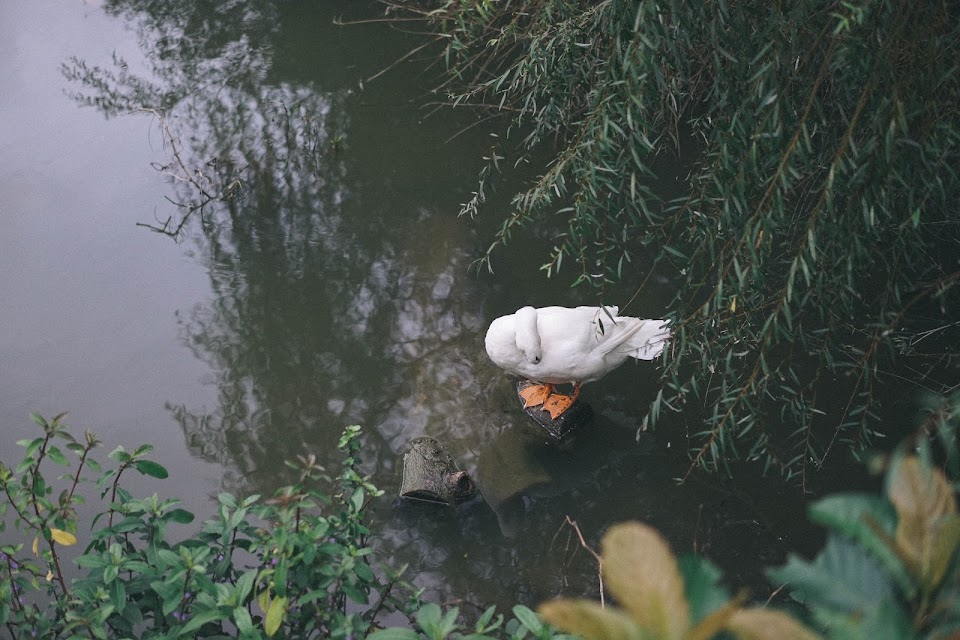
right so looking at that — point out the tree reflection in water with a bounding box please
[63,0,804,613]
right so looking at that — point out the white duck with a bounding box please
[484,306,669,419]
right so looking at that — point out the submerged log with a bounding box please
[516,380,593,442]
[399,436,476,505]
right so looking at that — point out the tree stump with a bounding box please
[399,436,476,505]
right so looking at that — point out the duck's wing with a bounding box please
[602,317,669,360]
[532,306,623,356]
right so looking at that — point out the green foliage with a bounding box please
[537,521,816,640]
[0,417,418,639]
[397,0,960,479]
[4,413,958,640]
[368,603,570,640]
[770,453,960,639]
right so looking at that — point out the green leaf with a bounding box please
[180,608,227,635]
[121,601,143,628]
[110,579,126,614]
[151,578,183,615]
[808,493,913,594]
[678,554,729,625]
[134,460,169,479]
[350,487,364,512]
[341,580,368,604]
[235,569,258,603]
[165,508,195,524]
[273,559,288,597]
[416,603,442,636]
[233,606,254,635]
[354,560,375,583]
[75,554,109,569]
[108,446,132,463]
[769,535,895,615]
[512,606,543,634]
[47,446,69,466]
[367,629,422,640]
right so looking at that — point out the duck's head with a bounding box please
[514,306,542,365]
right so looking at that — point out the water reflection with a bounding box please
[63,0,808,610]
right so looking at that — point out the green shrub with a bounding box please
[4,413,958,639]
[0,416,417,639]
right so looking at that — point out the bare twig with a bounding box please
[553,516,605,607]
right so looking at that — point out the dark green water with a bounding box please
[1,0,872,612]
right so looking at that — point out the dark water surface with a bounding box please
[1,0,863,612]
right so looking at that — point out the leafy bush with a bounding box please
[3,413,958,639]
[373,441,960,640]
[394,0,960,481]
[0,416,417,639]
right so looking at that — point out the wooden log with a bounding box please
[399,436,476,505]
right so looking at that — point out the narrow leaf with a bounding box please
[265,595,287,637]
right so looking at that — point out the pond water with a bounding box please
[1,0,875,613]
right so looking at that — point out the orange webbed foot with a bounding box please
[542,394,575,419]
[519,383,554,409]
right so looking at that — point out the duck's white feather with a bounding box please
[484,305,669,385]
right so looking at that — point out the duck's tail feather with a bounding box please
[605,317,670,360]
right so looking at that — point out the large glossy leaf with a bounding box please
[808,493,912,595]
[601,522,689,640]
[886,456,958,590]
[768,535,893,615]
[538,599,642,640]
[725,608,820,640]
[678,554,730,626]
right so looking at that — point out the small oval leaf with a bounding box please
[134,460,169,479]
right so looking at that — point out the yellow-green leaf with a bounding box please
[601,522,689,640]
[725,608,821,640]
[257,589,271,616]
[264,595,287,637]
[930,514,960,590]
[32,536,40,556]
[538,599,642,640]
[50,528,77,546]
[887,456,957,588]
